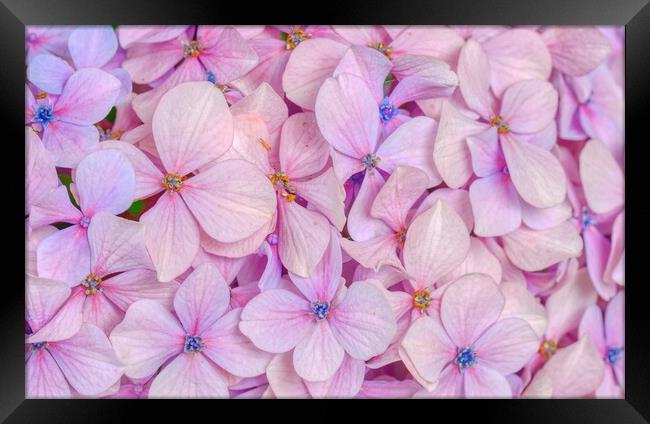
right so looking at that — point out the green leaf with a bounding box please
[280,32,288,41]
[127,200,145,217]
[106,106,117,124]
[57,173,80,209]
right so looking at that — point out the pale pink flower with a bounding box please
[110,263,272,398]
[239,230,397,382]
[25,26,72,64]
[26,275,124,397]
[400,273,539,397]
[26,128,58,215]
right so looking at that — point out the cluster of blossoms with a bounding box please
[25,25,624,398]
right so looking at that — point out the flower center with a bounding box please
[606,346,623,365]
[580,207,595,231]
[269,171,298,202]
[82,273,103,296]
[539,339,558,360]
[182,39,202,58]
[379,97,399,123]
[395,227,407,245]
[30,341,47,351]
[266,233,279,246]
[361,153,381,171]
[285,28,311,50]
[79,215,91,228]
[33,104,55,126]
[26,33,38,43]
[183,334,204,353]
[490,115,510,134]
[412,289,431,310]
[310,301,330,321]
[454,346,477,370]
[368,42,393,58]
[162,173,184,192]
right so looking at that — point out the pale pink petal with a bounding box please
[500,281,547,338]
[117,26,188,48]
[121,38,184,84]
[25,275,71,334]
[585,226,617,300]
[390,72,457,106]
[578,305,607,355]
[36,225,90,286]
[26,349,71,398]
[605,290,624,348]
[75,149,135,216]
[390,26,465,64]
[131,58,206,123]
[415,188,474,232]
[433,101,489,188]
[347,171,389,241]
[173,263,230,335]
[239,289,313,353]
[421,363,464,397]
[41,121,99,168]
[315,73,380,158]
[99,140,164,200]
[400,316,456,385]
[438,237,503,287]
[463,365,513,398]
[358,378,420,399]
[481,29,552,97]
[110,299,185,378]
[29,185,83,228]
[305,355,365,398]
[340,234,403,272]
[502,221,583,272]
[28,289,85,344]
[501,135,566,208]
[152,81,233,175]
[542,27,612,76]
[293,321,345,382]
[26,129,58,213]
[181,160,276,243]
[201,308,271,377]
[457,39,494,119]
[375,116,442,187]
[371,166,428,232]
[604,212,624,285]
[265,352,311,398]
[403,200,470,290]
[102,269,178,311]
[27,54,74,95]
[279,112,329,178]
[290,229,342,303]
[284,38,349,110]
[148,352,230,398]
[521,201,573,230]
[48,324,124,396]
[277,199,331,278]
[331,26,382,45]
[579,139,624,214]
[68,26,118,69]
[26,225,57,275]
[82,291,124,334]
[88,212,151,276]
[545,268,598,341]
[440,273,504,347]
[54,68,121,125]
[141,191,199,282]
[466,127,504,177]
[198,27,258,83]
[292,168,346,231]
[469,174,522,237]
[229,81,288,136]
[499,79,558,135]
[473,318,539,374]
[333,45,392,102]
[199,216,275,259]
[328,280,397,360]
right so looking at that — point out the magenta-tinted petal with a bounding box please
[371,166,428,232]
[26,349,71,398]
[198,27,258,83]
[605,290,624,348]
[54,68,121,125]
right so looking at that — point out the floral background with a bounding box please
[25,25,624,398]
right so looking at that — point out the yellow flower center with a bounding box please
[183,39,202,58]
[395,227,407,244]
[82,273,103,296]
[539,339,558,360]
[412,289,432,310]
[162,173,184,192]
[286,28,311,50]
[368,42,393,58]
[490,115,510,134]
[269,171,297,202]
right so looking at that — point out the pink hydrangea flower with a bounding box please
[400,273,539,397]
[239,230,397,382]
[26,275,124,397]
[110,263,272,398]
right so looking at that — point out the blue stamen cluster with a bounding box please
[379,97,399,123]
[33,104,55,126]
[581,207,595,230]
[31,342,47,351]
[361,153,380,170]
[206,70,217,84]
[454,346,477,371]
[310,301,330,321]
[606,347,623,365]
[184,335,204,353]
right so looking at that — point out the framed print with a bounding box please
[2,0,647,421]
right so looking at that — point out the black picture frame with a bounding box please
[2,0,647,422]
